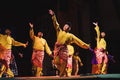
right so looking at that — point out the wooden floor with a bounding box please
[1,74,120,80]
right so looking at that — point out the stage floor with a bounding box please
[1,74,120,80]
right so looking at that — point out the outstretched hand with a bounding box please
[89,47,94,52]
[29,22,33,28]
[93,22,98,26]
[80,62,83,67]
[23,41,28,48]
[49,9,54,16]
[49,53,54,60]
[18,53,23,58]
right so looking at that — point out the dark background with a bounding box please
[0,0,120,76]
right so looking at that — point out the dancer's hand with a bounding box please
[18,53,23,58]
[80,62,83,66]
[89,47,94,52]
[29,22,34,28]
[93,22,98,26]
[49,53,54,60]
[23,41,28,48]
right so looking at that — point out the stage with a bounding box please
[1,74,120,80]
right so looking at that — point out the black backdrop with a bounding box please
[0,0,120,76]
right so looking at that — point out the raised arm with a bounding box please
[93,22,100,42]
[49,9,61,32]
[29,22,35,40]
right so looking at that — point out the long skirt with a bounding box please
[31,50,44,76]
[92,48,108,74]
[32,50,44,68]
[53,42,68,76]
[0,49,18,77]
[6,50,18,76]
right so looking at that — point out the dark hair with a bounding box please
[64,22,72,32]
[65,22,72,28]
[5,28,11,34]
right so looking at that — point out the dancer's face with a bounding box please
[101,32,105,38]
[5,29,11,35]
[63,24,70,32]
[37,32,43,38]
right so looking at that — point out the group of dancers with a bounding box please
[0,9,115,77]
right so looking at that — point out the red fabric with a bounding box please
[67,56,72,69]
[32,50,44,68]
[94,49,108,64]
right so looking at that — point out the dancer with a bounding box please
[92,22,108,74]
[66,45,74,76]
[53,44,74,76]
[0,44,9,77]
[29,22,53,77]
[49,9,90,77]
[0,28,28,77]
[72,51,83,76]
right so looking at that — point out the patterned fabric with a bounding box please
[0,49,18,76]
[0,45,8,70]
[9,54,18,76]
[67,56,72,69]
[4,50,12,67]
[53,42,68,76]
[94,48,108,64]
[54,42,68,61]
[32,50,44,68]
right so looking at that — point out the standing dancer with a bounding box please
[92,22,108,74]
[29,22,53,77]
[66,44,74,76]
[72,51,83,76]
[49,9,90,77]
[0,28,28,77]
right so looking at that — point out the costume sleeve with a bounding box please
[29,28,35,40]
[72,34,90,49]
[44,40,52,55]
[52,15,61,35]
[94,25,100,45]
[12,38,25,47]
